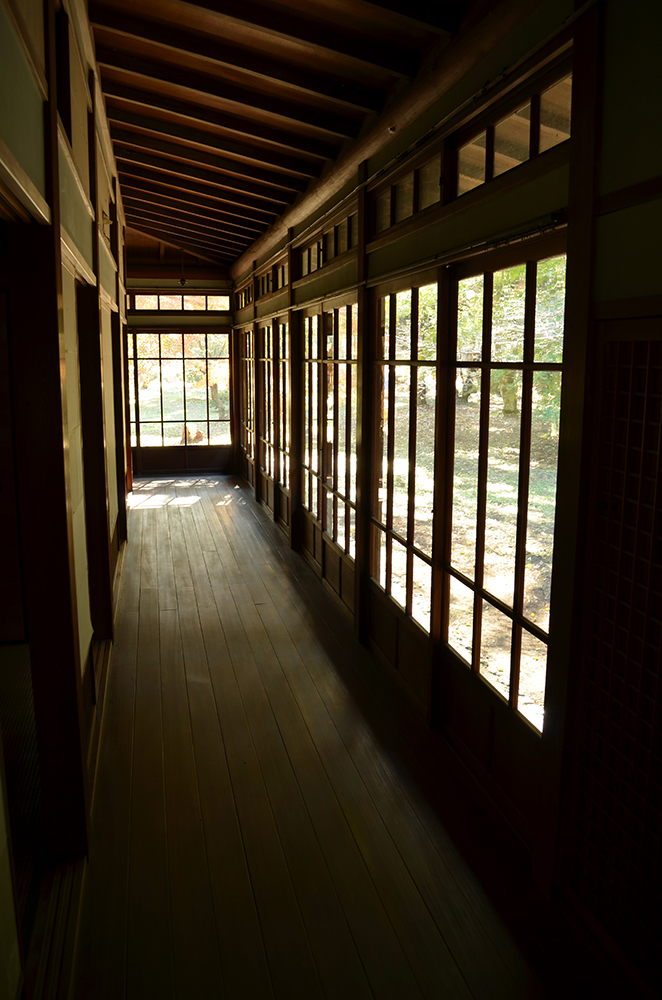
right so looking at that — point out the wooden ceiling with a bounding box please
[89,0,470,266]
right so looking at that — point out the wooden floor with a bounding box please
[71,475,553,1000]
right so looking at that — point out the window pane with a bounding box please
[207,334,228,359]
[209,359,230,420]
[394,173,414,223]
[535,255,566,362]
[311,361,319,474]
[128,358,135,413]
[159,294,182,310]
[493,103,530,177]
[480,601,511,701]
[539,75,572,152]
[518,629,547,731]
[418,283,437,361]
[162,359,185,420]
[337,364,347,492]
[395,290,411,360]
[184,359,207,420]
[337,307,347,361]
[457,275,483,361]
[391,538,407,609]
[160,333,182,359]
[375,190,390,233]
[458,133,486,195]
[138,368,161,422]
[375,365,389,525]
[393,366,410,538]
[349,365,357,502]
[492,265,526,362]
[451,280,481,579]
[418,156,440,210]
[207,295,230,310]
[183,295,206,310]
[130,421,137,447]
[412,556,431,632]
[348,507,356,558]
[372,524,387,589]
[524,372,562,631]
[209,420,231,444]
[164,422,185,447]
[351,304,358,359]
[448,576,474,665]
[139,421,162,446]
[183,333,206,357]
[134,294,157,310]
[136,333,159,358]
[413,367,435,556]
[483,372,522,606]
[325,487,334,537]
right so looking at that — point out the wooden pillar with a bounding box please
[533,2,603,895]
[354,160,371,642]
[252,320,262,505]
[0,293,26,641]
[111,177,128,544]
[7,221,90,857]
[77,283,114,640]
[288,308,303,550]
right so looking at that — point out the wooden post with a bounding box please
[77,283,114,640]
[355,160,371,642]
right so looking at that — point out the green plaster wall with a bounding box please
[0,4,45,198]
[59,142,94,269]
[99,239,117,302]
[594,199,662,302]
[599,0,662,196]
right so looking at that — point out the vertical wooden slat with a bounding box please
[538,1,604,894]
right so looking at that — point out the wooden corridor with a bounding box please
[70,475,556,1000]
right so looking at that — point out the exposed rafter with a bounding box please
[91,0,463,266]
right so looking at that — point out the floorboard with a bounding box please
[71,475,558,1000]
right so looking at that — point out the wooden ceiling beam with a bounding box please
[126,223,231,264]
[118,173,273,227]
[89,8,386,112]
[96,49,362,139]
[122,191,262,238]
[117,164,279,220]
[110,128,307,194]
[140,0,420,76]
[114,149,293,208]
[125,211,251,255]
[107,107,322,179]
[102,82,340,160]
[125,210,249,252]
